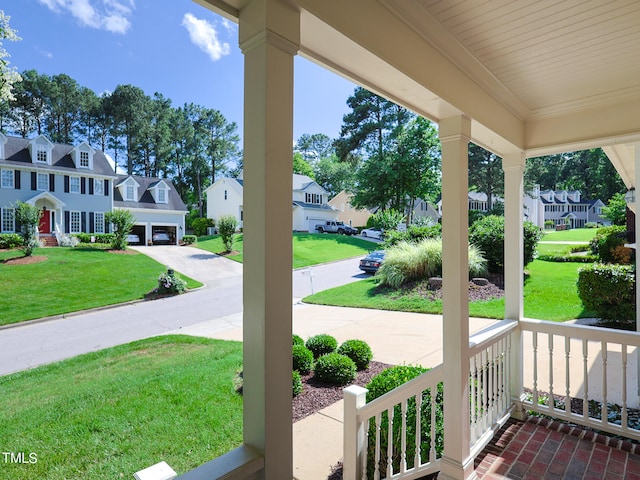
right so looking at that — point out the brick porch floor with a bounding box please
[475,417,640,480]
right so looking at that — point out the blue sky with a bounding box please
[3,0,357,142]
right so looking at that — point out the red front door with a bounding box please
[39,208,51,234]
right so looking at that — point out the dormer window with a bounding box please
[126,185,135,201]
[305,193,322,204]
[158,188,166,203]
[117,176,140,202]
[80,151,89,168]
[36,145,48,163]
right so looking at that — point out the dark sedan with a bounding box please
[359,250,385,274]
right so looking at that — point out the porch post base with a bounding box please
[437,455,478,480]
[510,396,528,421]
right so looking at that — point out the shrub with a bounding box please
[305,334,337,359]
[314,353,356,385]
[292,334,304,346]
[368,209,406,231]
[468,215,542,274]
[376,239,487,288]
[292,344,314,374]
[58,234,79,247]
[292,370,303,397]
[182,235,197,245]
[74,233,116,244]
[577,263,635,323]
[590,225,630,263]
[217,215,238,253]
[544,220,555,229]
[14,201,43,257]
[585,222,598,229]
[383,224,442,248]
[365,365,442,476]
[192,217,215,237]
[337,339,372,370]
[104,209,136,251]
[155,268,187,295]
[0,233,22,249]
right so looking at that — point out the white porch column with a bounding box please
[635,144,640,396]
[239,1,299,478]
[438,116,476,480]
[502,152,526,418]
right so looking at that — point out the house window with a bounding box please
[94,178,103,196]
[70,211,81,233]
[1,169,13,188]
[2,208,15,232]
[305,193,322,204]
[158,188,166,203]
[224,189,228,200]
[70,176,80,193]
[37,172,48,191]
[80,151,89,168]
[36,145,48,163]
[126,185,135,201]
[94,212,105,234]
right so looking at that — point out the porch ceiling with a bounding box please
[196,0,640,184]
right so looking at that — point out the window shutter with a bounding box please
[64,211,70,233]
[31,172,36,190]
[14,170,20,190]
[49,174,55,192]
[89,178,94,195]
[104,179,109,196]
[89,212,95,233]
[64,176,70,193]
[81,212,87,232]
[81,177,86,195]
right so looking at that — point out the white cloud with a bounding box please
[182,13,231,62]
[37,0,134,34]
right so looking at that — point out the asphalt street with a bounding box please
[0,244,374,376]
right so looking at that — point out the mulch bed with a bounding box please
[293,360,392,422]
[2,255,47,265]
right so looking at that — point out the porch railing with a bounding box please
[343,320,516,479]
[520,318,640,441]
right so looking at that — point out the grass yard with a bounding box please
[0,335,243,480]
[196,232,376,268]
[303,259,594,322]
[0,247,201,326]
[540,227,598,243]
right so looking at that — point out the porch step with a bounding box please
[40,235,58,247]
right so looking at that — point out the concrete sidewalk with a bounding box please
[170,303,498,480]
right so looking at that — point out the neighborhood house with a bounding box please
[0,133,187,245]
[205,172,338,232]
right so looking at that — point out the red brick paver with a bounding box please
[475,417,640,479]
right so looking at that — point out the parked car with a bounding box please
[152,231,172,245]
[360,227,384,240]
[316,221,358,235]
[359,250,385,273]
[126,234,140,244]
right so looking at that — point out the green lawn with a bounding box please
[540,227,598,243]
[0,335,243,480]
[196,232,376,268]
[303,259,594,322]
[0,247,201,326]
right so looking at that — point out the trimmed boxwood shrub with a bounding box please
[314,353,356,385]
[292,344,314,374]
[577,263,635,323]
[182,235,197,245]
[365,365,443,477]
[0,233,22,249]
[469,215,542,274]
[292,370,303,397]
[590,225,631,263]
[292,334,304,346]
[305,334,337,359]
[337,339,373,370]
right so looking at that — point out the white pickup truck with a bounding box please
[315,221,358,235]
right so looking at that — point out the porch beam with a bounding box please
[239,1,299,478]
[438,115,477,480]
[502,151,526,419]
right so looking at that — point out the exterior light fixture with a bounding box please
[625,187,636,213]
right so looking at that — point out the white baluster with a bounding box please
[430,388,437,462]
[601,341,608,426]
[470,354,477,442]
[400,399,407,473]
[622,344,628,431]
[482,348,488,430]
[415,393,423,466]
[565,336,571,415]
[548,334,555,411]
[582,339,589,420]
[387,407,394,478]
[374,413,381,480]
[533,332,539,406]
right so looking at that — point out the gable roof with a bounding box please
[0,135,115,177]
[113,175,187,212]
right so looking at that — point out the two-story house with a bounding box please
[0,134,187,245]
[0,133,114,244]
[524,186,607,228]
[205,172,338,232]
